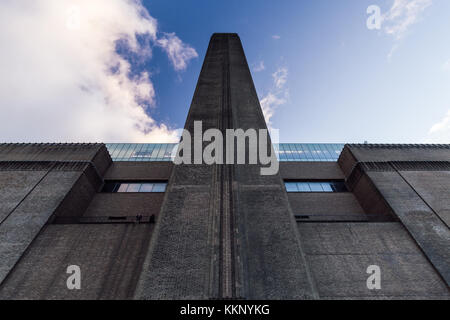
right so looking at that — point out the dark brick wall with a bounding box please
[280,162,344,180]
[0,224,153,300]
[0,144,111,288]
[0,144,175,299]
[339,144,450,287]
[0,170,47,222]
[400,171,450,228]
[288,193,366,221]
[83,193,165,219]
[104,162,172,181]
[51,165,103,220]
[347,170,396,222]
[298,222,449,299]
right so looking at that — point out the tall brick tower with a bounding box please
[134,33,317,299]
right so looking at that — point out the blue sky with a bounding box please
[0,0,449,143]
[142,0,450,143]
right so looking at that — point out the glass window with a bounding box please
[152,183,167,192]
[279,145,288,161]
[321,183,333,192]
[285,182,298,192]
[274,144,345,162]
[156,144,167,160]
[116,143,131,160]
[297,182,311,192]
[106,143,346,162]
[285,181,347,193]
[309,182,323,192]
[139,183,154,192]
[131,144,145,161]
[285,144,294,161]
[126,183,141,192]
[151,144,162,159]
[117,183,129,192]
[103,181,168,193]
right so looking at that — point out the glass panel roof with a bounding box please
[105,143,345,162]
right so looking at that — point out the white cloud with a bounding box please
[259,67,289,127]
[252,61,265,72]
[0,0,197,143]
[260,93,287,127]
[272,35,281,40]
[272,67,288,89]
[428,110,450,143]
[157,32,198,71]
[387,43,400,62]
[382,0,432,39]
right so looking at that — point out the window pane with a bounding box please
[283,180,348,193]
[116,144,131,160]
[121,144,136,161]
[279,145,287,161]
[321,183,333,192]
[285,182,298,192]
[103,181,168,192]
[151,144,162,159]
[156,144,167,160]
[139,183,154,192]
[126,183,141,192]
[297,182,311,192]
[309,183,323,192]
[152,183,167,192]
[131,144,145,161]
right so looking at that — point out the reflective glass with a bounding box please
[139,183,154,192]
[152,183,167,192]
[285,181,347,193]
[131,144,145,161]
[102,181,167,193]
[297,183,311,192]
[321,183,333,192]
[106,144,344,162]
[309,183,323,192]
[285,182,298,192]
[126,183,141,192]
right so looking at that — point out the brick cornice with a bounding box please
[346,161,450,191]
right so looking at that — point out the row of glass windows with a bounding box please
[285,181,347,193]
[102,181,167,193]
[105,143,176,162]
[105,143,345,162]
[275,143,344,162]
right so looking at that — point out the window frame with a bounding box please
[102,181,168,193]
[284,180,348,193]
